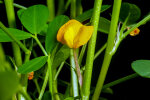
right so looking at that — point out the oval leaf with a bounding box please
[98,17,110,34]
[52,45,70,69]
[20,5,49,34]
[0,71,19,100]
[119,2,141,25]
[0,28,32,42]
[45,15,69,53]
[18,56,48,74]
[131,60,150,78]
[75,5,111,22]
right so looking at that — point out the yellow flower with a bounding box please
[130,28,140,36]
[57,19,94,48]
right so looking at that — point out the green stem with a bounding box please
[34,79,41,94]
[123,14,150,39]
[0,22,30,55]
[103,73,138,89]
[52,69,60,100]
[65,0,71,11]
[58,79,70,86]
[54,61,65,80]
[47,0,55,22]
[12,43,22,66]
[4,0,16,28]
[13,3,27,9]
[73,49,82,87]
[19,40,31,95]
[32,35,48,56]
[33,35,58,99]
[94,43,107,60]
[48,55,53,99]
[24,52,31,63]
[1,3,30,97]
[18,86,32,100]
[0,43,5,61]
[70,49,79,97]
[82,0,103,99]
[12,94,17,100]
[78,44,87,65]
[0,43,6,71]
[4,0,22,67]
[71,0,76,18]
[0,0,25,9]
[92,0,122,99]
[76,0,83,16]
[33,35,53,99]
[56,0,65,15]
[38,67,49,100]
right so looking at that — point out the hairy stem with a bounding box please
[82,0,103,99]
[92,0,122,99]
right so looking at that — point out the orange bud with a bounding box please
[130,28,140,36]
[28,72,34,80]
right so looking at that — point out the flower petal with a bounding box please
[63,27,75,48]
[57,19,83,45]
[73,26,94,48]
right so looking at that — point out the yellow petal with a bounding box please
[73,25,94,48]
[57,19,83,45]
[63,27,75,48]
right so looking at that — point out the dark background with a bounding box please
[0,0,150,100]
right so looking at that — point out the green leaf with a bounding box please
[52,45,70,69]
[0,71,19,100]
[64,97,74,100]
[17,8,48,36]
[102,88,113,94]
[119,2,141,25]
[131,60,150,78]
[0,28,32,42]
[19,5,49,34]
[42,91,52,100]
[18,56,48,74]
[45,15,69,53]
[75,5,111,22]
[17,9,25,20]
[39,24,48,36]
[98,17,110,34]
